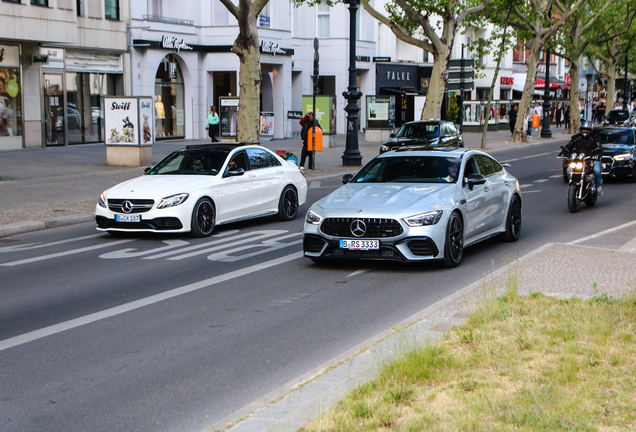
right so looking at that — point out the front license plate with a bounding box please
[115,214,140,222]
[340,239,379,250]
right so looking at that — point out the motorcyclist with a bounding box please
[558,121,604,195]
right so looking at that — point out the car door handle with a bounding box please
[276,170,284,175]
[483,186,490,192]
[504,181,510,186]
[248,174,256,178]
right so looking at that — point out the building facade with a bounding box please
[0,0,130,150]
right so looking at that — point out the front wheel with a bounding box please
[500,195,522,242]
[584,186,598,207]
[567,183,580,213]
[190,198,215,237]
[442,212,464,268]
[275,186,299,221]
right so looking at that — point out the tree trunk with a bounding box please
[512,49,540,142]
[481,23,509,149]
[606,60,617,108]
[568,60,581,134]
[233,24,261,143]
[421,48,450,120]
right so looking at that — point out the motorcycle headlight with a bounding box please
[306,209,323,225]
[614,153,631,161]
[157,193,189,209]
[403,210,443,227]
[98,193,107,208]
[576,162,584,169]
[569,162,577,169]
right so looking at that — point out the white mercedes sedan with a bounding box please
[96,144,307,237]
[303,147,521,267]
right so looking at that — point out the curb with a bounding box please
[0,213,94,238]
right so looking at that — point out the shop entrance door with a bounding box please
[44,74,65,146]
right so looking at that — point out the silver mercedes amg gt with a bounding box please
[302,147,522,267]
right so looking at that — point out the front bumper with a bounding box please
[601,156,635,178]
[95,203,190,233]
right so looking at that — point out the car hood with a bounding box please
[105,175,217,198]
[602,143,634,156]
[316,183,455,215]
[386,137,440,147]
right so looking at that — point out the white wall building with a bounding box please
[0,0,130,150]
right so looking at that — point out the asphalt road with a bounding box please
[2,141,636,432]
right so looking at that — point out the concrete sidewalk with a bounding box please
[0,129,566,238]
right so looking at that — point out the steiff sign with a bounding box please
[30,55,49,65]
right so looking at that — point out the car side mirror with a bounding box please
[143,167,151,174]
[389,133,396,138]
[227,167,245,177]
[501,163,511,168]
[342,173,354,184]
[466,173,486,191]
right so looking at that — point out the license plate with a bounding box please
[339,239,379,250]
[115,214,140,222]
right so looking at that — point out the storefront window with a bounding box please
[66,72,111,144]
[155,54,185,139]
[1,46,23,150]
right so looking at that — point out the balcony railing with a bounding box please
[143,15,194,26]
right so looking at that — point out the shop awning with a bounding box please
[535,78,559,89]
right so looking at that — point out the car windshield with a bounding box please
[607,110,629,121]
[395,123,441,139]
[594,129,635,145]
[147,149,228,175]
[352,156,461,184]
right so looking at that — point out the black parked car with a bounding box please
[603,109,636,127]
[380,120,464,154]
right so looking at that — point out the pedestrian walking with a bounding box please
[564,105,571,129]
[299,112,320,168]
[507,104,518,135]
[555,102,563,128]
[205,106,219,142]
[598,102,605,123]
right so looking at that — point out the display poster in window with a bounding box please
[365,96,395,129]
[301,95,336,134]
[138,97,155,145]
[105,97,140,145]
[260,112,274,136]
[220,97,239,137]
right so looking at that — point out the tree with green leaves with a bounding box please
[360,0,491,120]
[219,0,270,142]
[490,0,586,142]
[447,92,460,121]
[553,0,619,134]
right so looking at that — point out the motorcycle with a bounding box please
[558,147,601,213]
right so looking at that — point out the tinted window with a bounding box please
[607,110,629,121]
[475,155,502,176]
[353,156,461,184]
[594,129,634,145]
[148,149,228,175]
[396,123,440,139]
[247,148,281,169]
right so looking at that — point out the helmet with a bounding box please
[580,121,594,137]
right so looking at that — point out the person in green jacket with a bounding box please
[205,106,220,142]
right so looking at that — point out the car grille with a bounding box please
[406,239,438,257]
[303,235,327,253]
[107,198,155,214]
[601,156,614,174]
[320,218,403,238]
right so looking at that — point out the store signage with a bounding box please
[373,57,391,62]
[161,35,193,53]
[31,55,49,65]
[500,77,514,85]
[386,70,411,82]
[356,56,370,62]
[376,64,418,88]
[260,40,287,56]
[287,111,303,119]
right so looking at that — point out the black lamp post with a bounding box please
[623,50,629,110]
[459,43,465,133]
[541,5,552,138]
[341,0,363,166]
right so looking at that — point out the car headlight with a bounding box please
[613,153,631,161]
[403,210,443,227]
[98,193,107,208]
[157,193,189,209]
[306,209,323,225]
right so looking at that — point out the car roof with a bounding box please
[380,146,477,158]
[400,120,449,125]
[184,143,261,151]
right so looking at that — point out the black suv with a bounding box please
[603,109,636,127]
[380,120,464,154]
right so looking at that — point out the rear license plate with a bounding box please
[340,239,379,250]
[115,214,140,222]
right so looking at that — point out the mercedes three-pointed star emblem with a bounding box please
[121,200,133,214]
[350,219,367,237]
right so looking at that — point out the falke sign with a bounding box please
[500,77,514,85]
[161,36,193,53]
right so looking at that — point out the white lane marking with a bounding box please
[167,230,288,261]
[0,234,103,253]
[100,240,190,259]
[309,181,321,189]
[534,179,549,183]
[0,251,304,352]
[1,239,136,267]
[207,233,302,262]
[567,220,636,245]
[549,175,563,178]
[501,151,553,164]
[348,269,371,277]
[520,184,533,188]
[521,190,542,194]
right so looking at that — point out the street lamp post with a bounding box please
[541,5,552,138]
[341,0,363,166]
[459,43,464,133]
[623,51,629,110]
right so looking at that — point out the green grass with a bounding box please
[302,282,636,432]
